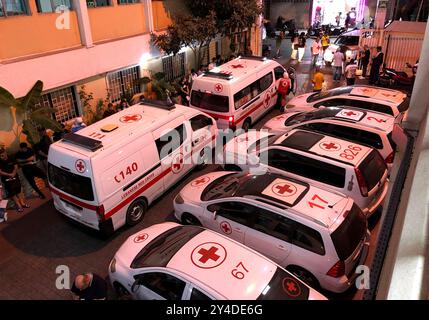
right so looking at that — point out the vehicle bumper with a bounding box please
[363,180,389,218]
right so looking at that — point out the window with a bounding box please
[35,86,80,123]
[259,72,273,91]
[162,52,185,82]
[0,0,29,16]
[117,0,139,3]
[155,124,187,159]
[189,114,213,131]
[208,202,255,227]
[274,66,285,80]
[190,91,229,113]
[190,288,212,300]
[233,72,273,110]
[358,149,387,192]
[86,0,109,7]
[253,209,294,243]
[107,66,141,103]
[314,98,348,108]
[138,272,185,300]
[306,87,353,103]
[36,0,71,13]
[292,223,325,255]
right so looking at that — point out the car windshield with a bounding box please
[358,149,387,191]
[257,268,310,300]
[48,163,94,201]
[131,226,204,269]
[334,36,359,46]
[331,203,367,260]
[284,108,342,126]
[201,174,241,201]
[306,87,353,103]
[191,90,229,113]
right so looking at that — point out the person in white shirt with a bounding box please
[311,37,322,68]
[344,60,358,85]
[332,48,345,82]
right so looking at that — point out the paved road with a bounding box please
[0,45,391,300]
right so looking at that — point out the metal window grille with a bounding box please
[107,66,141,102]
[162,52,185,82]
[0,0,29,16]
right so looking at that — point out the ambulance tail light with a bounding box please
[228,116,236,129]
[326,260,345,278]
[385,151,395,164]
[96,205,106,221]
[354,168,368,197]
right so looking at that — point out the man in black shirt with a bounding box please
[71,273,108,300]
[369,46,384,85]
[15,142,46,199]
[360,45,370,78]
[36,127,52,174]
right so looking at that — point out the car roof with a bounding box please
[274,129,372,166]
[348,86,406,105]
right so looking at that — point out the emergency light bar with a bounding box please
[62,132,103,151]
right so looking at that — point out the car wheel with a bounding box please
[181,213,202,226]
[126,198,147,226]
[287,266,320,289]
[242,119,251,132]
[114,282,131,299]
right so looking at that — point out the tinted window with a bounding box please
[301,123,383,149]
[331,203,366,260]
[263,148,346,188]
[155,124,187,159]
[48,163,94,201]
[138,272,185,300]
[131,226,203,268]
[314,98,349,108]
[278,130,324,150]
[306,87,353,103]
[284,108,340,126]
[346,99,394,116]
[189,114,213,131]
[292,223,325,255]
[209,202,256,227]
[233,72,273,110]
[190,288,212,300]
[260,72,274,91]
[274,66,285,80]
[334,36,359,46]
[253,210,294,243]
[257,268,310,300]
[358,149,387,191]
[191,90,229,113]
[201,174,240,201]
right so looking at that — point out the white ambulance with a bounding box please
[189,56,287,131]
[48,100,217,235]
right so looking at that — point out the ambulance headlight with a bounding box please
[346,50,352,57]
[110,258,116,273]
[175,194,185,205]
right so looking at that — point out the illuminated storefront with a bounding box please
[311,0,367,26]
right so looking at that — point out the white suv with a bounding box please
[174,171,370,293]
[263,106,407,170]
[223,129,389,217]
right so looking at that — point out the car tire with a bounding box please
[126,198,147,226]
[287,266,320,290]
[242,119,251,132]
[181,213,202,226]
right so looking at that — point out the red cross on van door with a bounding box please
[171,153,184,174]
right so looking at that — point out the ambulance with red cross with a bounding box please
[47,100,217,234]
[189,56,287,131]
[263,106,408,170]
[108,222,326,299]
[174,172,370,293]
[223,129,389,217]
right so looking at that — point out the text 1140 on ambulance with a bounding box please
[47,100,217,235]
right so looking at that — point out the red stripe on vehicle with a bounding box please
[50,187,98,211]
[235,92,278,124]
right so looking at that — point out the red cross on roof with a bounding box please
[134,233,148,242]
[120,114,141,123]
[194,178,208,185]
[231,64,244,69]
[342,111,357,116]
[322,142,339,150]
[198,246,220,264]
[275,184,294,195]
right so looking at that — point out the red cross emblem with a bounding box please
[231,64,244,69]
[342,111,357,117]
[276,115,285,121]
[320,142,341,151]
[264,92,271,108]
[214,83,223,93]
[191,176,210,187]
[75,159,86,173]
[191,242,227,269]
[271,182,297,197]
[119,114,142,123]
[381,93,396,98]
[360,88,372,93]
[282,277,301,297]
[220,221,232,235]
[171,153,184,174]
[133,233,148,243]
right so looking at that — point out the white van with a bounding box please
[190,56,287,131]
[48,100,217,235]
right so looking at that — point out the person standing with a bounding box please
[332,48,345,82]
[345,13,351,29]
[276,72,291,109]
[345,60,358,85]
[335,12,342,26]
[0,148,28,212]
[291,33,299,60]
[36,127,52,174]
[312,66,325,92]
[71,117,87,133]
[15,142,47,199]
[71,273,108,300]
[102,103,116,119]
[369,46,384,85]
[321,32,330,56]
[360,45,371,78]
[297,32,307,63]
[311,37,322,68]
[275,30,285,58]
[117,99,130,111]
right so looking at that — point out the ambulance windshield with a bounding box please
[191,90,229,113]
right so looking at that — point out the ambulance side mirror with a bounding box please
[131,279,140,293]
[213,211,217,220]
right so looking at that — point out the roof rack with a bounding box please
[203,71,233,80]
[140,99,175,111]
[62,133,103,152]
[238,55,267,62]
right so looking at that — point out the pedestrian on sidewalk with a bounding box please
[312,66,325,93]
[0,147,28,213]
[369,46,384,85]
[71,273,108,300]
[276,72,291,109]
[36,127,52,174]
[275,30,285,58]
[332,48,345,82]
[311,37,322,68]
[297,32,307,63]
[360,45,370,78]
[345,60,358,85]
[15,142,47,200]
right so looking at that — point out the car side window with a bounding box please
[274,66,285,80]
[345,99,394,116]
[155,124,187,159]
[314,98,347,108]
[292,223,325,255]
[190,288,212,300]
[189,114,213,131]
[253,209,294,243]
[208,202,255,228]
[138,272,186,300]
